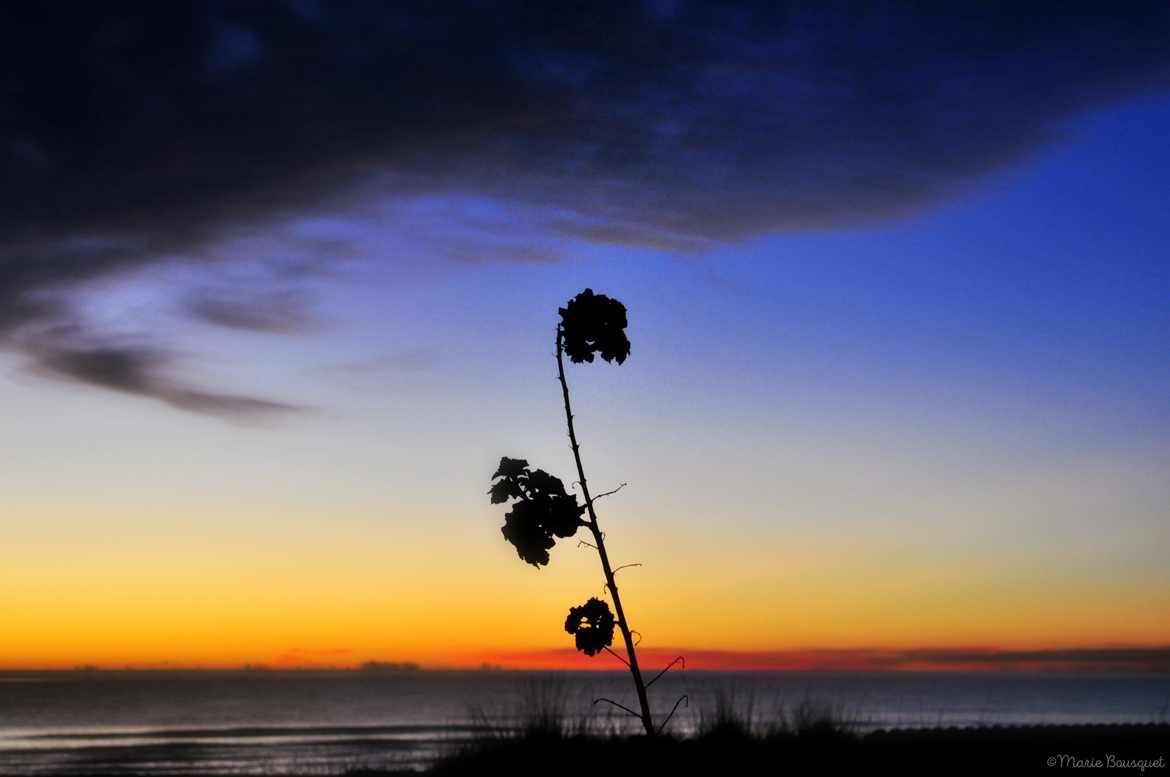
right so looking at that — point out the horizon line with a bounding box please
[5,644,1170,674]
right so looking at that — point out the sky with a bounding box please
[1,3,1169,672]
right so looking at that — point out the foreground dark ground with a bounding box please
[346,723,1170,776]
[52,723,1168,776]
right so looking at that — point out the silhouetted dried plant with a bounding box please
[489,289,683,736]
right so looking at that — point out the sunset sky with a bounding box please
[2,4,1168,672]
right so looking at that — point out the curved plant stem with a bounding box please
[555,324,655,736]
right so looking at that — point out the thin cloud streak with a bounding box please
[184,288,319,334]
[25,339,304,419]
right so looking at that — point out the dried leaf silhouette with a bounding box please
[489,456,584,567]
[558,288,631,364]
[492,456,529,480]
[564,597,616,656]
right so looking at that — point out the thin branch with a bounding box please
[593,698,642,719]
[612,563,642,576]
[557,323,654,736]
[630,630,643,646]
[645,656,686,689]
[603,646,630,667]
[589,482,628,504]
[657,695,689,735]
[577,539,599,551]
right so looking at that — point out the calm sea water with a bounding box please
[1,670,1167,774]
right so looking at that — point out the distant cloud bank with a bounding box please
[487,645,1170,673]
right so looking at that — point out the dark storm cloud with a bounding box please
[3,1,1169,411]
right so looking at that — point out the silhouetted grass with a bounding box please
[462,675,627,742]
[412,723,1170,777]
[416,686,864,776]
[373,686,1170,777]
[692,685,860,741]
[333,679,1170,776]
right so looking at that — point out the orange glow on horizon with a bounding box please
[3,644,1169,674]
[4,502,1168,673]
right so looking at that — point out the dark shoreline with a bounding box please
[415,723,1170,777]
[3,724,1165,776]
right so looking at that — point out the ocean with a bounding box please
[2,670,1167,774]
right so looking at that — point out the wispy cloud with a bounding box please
[184,288,319,334]
[26,338,303,419]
